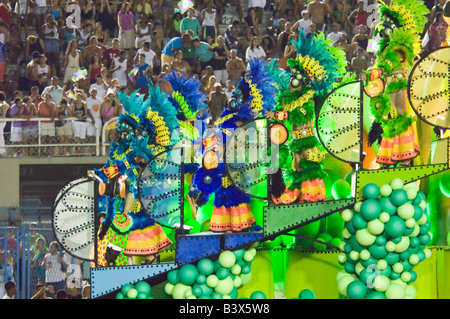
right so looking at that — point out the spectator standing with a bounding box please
[200,0,218,41]
[31,237,47,285]
[135,16,153,50]
[135,53,152,96]
[118,2,136,53]
[134,41,156,72]
[42,14,61,77]
[224,80,234,100]
[25,35,45,62]
[34,0,49,36]
[193,37,214,72]
[86,88,102,148]
[89,74,109,100]
[55,98,73,155]
[71,91,91,152]
[93,21,108,47]
[226,49,245,86]
[161,34,189,71]
[351,47,368,78]
[78,23,93,50]
[348,0,368,35]
[37,55,51,92]
[352,25,369,51]
[212,35,229,85]
[327,22,345,45]
[293,10,313,35]
[81,0,96,27]
[42,76,64,107]
[101,92,117,143]
[248,0,265,24]
[0,91,9,156]
[307,0,328,32]
[180,7,202,39]
[245,37,266,62]
[103,38,121,70]
[224,20,241,51]
[207,82,228,124]
[61,22,81,54]
[244,7,259,37]
[111,50,128,89]
[277,21,294,59]
[88,53,104,84]
[38,92,57,156]
[171,49,191,76]
[8,98,24,156]
[63,41,82,84]
[168,10,183,38]
[95,0,114,38]
[41,241,69,293]
[82,36,103,68]
[20,96,39,155]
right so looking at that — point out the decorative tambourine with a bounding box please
[203,150,219,170]
[364,68,385,98]
[270,123,289,145]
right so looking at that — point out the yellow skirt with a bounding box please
[209,203,255,232]
[377,125,419,165]
[123,225,173,256]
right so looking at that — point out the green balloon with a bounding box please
[137,292,149,299]
[206,275,219,288]
[360,199,382,221]
[121,283,134,296]
[167,269,179,285]
[200,219,211,232]
[380,197,397,215]
[366,291,386,299]
[352,214,368,230]
[116,292,125,299]
[385,216,406,238]
[233,249,246,261]
[229,287,239,299]
[346,280,367,299]
[363,183,380,199]
[390,189,408,206]
[215,277,234,295]
[298,289,315,299]
[250,291,267,299]
[135,281,151,296]
[196,274,207,284]
[385,283,405,299]
[211,292,223,299]
[216,267,230,280]
[127,288,138,299]
[219,251,236,268]
[179,264,199,286]
[369,244,388,259]
[192,285,203,297]
[197,258,215,276]
[439,173,450,197]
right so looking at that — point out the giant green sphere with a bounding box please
[363,183,380,199]
[390,189,408,206]
[360,199,382,221]
[379,197,397,215]
[135,281,151,296]
[380,184,393,197]
[121,283,134,296]
[215,277,234,295]
[332,179,352,199]
[172,283,191,299]
[167,269,179,285]
[298,289,315,299]
[352,214,368,230]
[356,228,377,246]
[397,203,415,220]
[367,219,384,235]
[385,283,405,299]
[206,275,219,288]
[219,251,236,268]
[250,291,267,299]
[373,275,390,292]
[367,291,386,299]
[385,216,406,238]
[197,258,215,275]
[127,288,138,299]
[179,264,199,286]
[369,244,388,259]
[346,280,367,299]
[216,267,230,280]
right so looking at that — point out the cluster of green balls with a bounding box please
[337,179,432,299]
[116,281,153,299]
[164,246,257,299]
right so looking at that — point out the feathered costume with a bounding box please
[93,85,179,266]
[366,0,429,166]
[268,31,347,204]
[190,58,277,232]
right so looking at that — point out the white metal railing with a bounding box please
[0,117,118,158]
[101,116,119,156]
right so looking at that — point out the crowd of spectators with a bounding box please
[0,0,446,157]
[1,222,90,299]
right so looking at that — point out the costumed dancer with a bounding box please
[164,70,209,219]
[190,58,278,232]
[90,85,180,266]
[265,31,347,204]
[365,0,429,168]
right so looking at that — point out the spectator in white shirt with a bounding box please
[327,22,346,44]
[293,10,313,35]
[245,37,266,63]
[89,74,109,100]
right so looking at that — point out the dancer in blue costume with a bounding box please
[190,58,278,232]
[90,85,180,265]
